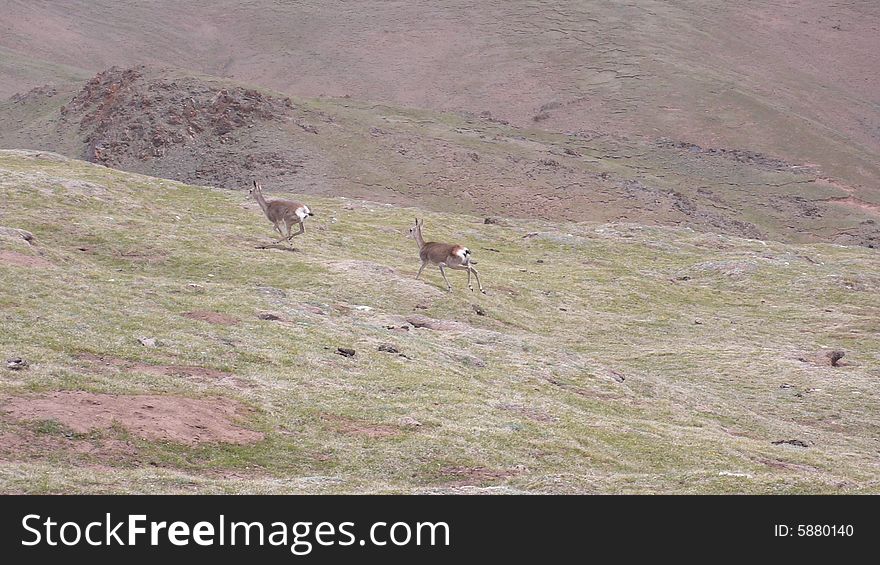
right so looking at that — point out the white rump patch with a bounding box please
[456,248,470,262]
[296,206,310,221]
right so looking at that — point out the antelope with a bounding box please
[408,218,485,293]
[248,181,313,246]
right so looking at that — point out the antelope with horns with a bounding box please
[248,181,313,246]
[408,218,485,293]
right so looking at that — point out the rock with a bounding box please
[137,337,159,348]
[694,318,703,325]
[484,217,501,225]
[378,344,400,354]
[827,350,845,367]
[608,370,625,383]
[471,304,486,316]
[336,348,356,358]
[258,312,283,321]
[399,416,422,428]
[0,227,34,243]
[6,357,28,370]
[771,439,809,448]
[405,314,465,331]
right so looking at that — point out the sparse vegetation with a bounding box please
[1,151,878,494]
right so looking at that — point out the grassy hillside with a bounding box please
[1,150,878,494]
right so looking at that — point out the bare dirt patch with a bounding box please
[182,310,240,326]
[0,250,53,268]
[2,391,264,445]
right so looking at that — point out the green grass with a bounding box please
[0,150,878,494]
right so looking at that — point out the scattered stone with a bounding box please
[485,248,500,253]
[399,416,422,428]
[772,439,809,448]
[405,314,465,331]
[302,305,326,315]
[137,337,159,348]
[0,227,34,243]
[779,383,794,389]
[523,232,539,239]
[336,348,356,358]
[694,318,703,325]
[378,344,400,354]
[471,304,486,316]
[608,370,625,383]
[6,357,28,371]
[827,350,845,367]
[258,312,283,321]
[484,217,501,225]
[718,471,753,478]
[297,122,319,134]
[536,259,544,264]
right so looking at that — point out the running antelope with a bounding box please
[408,218,485,293]
[249,181,313,246]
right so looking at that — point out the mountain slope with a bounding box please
[2,66,878,248]
[1,151,878,494]
[1,1,878,216]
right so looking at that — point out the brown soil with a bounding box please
[0,250,53,268]
[2,391,264,445]
[182,310,240,326]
